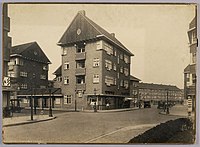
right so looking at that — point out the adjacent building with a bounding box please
[56,10,134,110]
[8,42,52,108]
[138,83,183,104]
[2,4,14,117]
[184,14,197,111]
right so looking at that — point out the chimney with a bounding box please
[111,33,115,37]
[78,10,86,16]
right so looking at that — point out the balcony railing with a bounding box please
[75,52,86,60]
[76,83,86,91]
[75,68,86,76]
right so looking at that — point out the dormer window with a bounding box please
[43,65,48,71]
[76,43,85,53]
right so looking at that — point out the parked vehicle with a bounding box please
[144,101,151,108]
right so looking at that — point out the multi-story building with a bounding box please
[2,4,14,117]
[138,83,183,104]
[56,10,134,110]
[184,14,197,111]
[129,75,141,107]
[8,42,51,107]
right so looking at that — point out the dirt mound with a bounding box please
[128,118,194,144]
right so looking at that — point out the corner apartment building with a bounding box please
[2,4,14,114]
[138,83,183,104]
[8,42,51,107]
[184,14,197,111]
[56,10,134,110]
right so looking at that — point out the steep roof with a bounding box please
[53,65,62,75]
[184,64,196,74]
[130,75,141,82]
[139,83,181,91]
[11,42,51,64]
[58,11,134,56]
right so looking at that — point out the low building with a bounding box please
[138,83,183,105]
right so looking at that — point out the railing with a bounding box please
[76,83,86,91]
[75,68,86,75]
[75,52,86,60]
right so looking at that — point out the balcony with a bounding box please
[75,52,86,60]
[76,83,86,91]
[4,16,10,32]
[75,68,86,76]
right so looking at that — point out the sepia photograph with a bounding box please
[1,2,198,144]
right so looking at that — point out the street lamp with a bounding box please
[94,88,97,112]
[48,82,53,117]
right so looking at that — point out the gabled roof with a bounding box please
[11,41,51,64]
[58,11,134,56]
[130,75,141,82]
[53,65,62,75]
[184,64,196,74]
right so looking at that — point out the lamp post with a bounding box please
[94,88,97,112]
[30,89,33,120]
[48,82,53,117]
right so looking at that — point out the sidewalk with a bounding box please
[159,104,195,118]
[82,107,139,113]
[2,115,56,127]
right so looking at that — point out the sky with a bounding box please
[8,4,196,89]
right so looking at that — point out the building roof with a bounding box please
[53,65,62,75]
[17,88,62,96]
[130,75,141,82]
[58,10,134,56]
[189,15,197,29]
[11,42,51,64]
[184,64,196,74]
[139,82,181,91]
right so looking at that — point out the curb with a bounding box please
[159,112,187,117]
[81,108,139,113]
[3,116,57,127]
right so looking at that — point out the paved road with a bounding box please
[3,106,184,144]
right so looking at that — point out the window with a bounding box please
[43,65,48,71]
[96,40,103,50]
[120,66,123,73]
[64,95,72,104]
[105,76,114,86]
[21,83,27,89]
[93,58,100,67]
[23,98,28,103]
[186,74,190,82]
[192,53,196,64]
[124,68,129,76]
[40,75,46,80]
[76,45,85,53]
[113,78,117,85]
[63,48,67,55]
[93,74,99,83]
[20,72,28,77]
[124,54,129,64]
[64,62,69,70]
[64,76,69,84]
[76,76,85,84]
[55,98,61,104]
[124,80,129,89]
[117,55,120,64]
[57,76,62,82]
[15,58,19,65]
[77,91,83,98]
[19,59,23,66]
[192,74,196,84]
[120,80,123,87]
[76,60,85,68]
[117,73,120,79]
[192,31,197,44]
[113,49,117,56]
[105,60,112,70]
[104,42,113,55]
[113,63,117,71]
[120,53,123,60]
